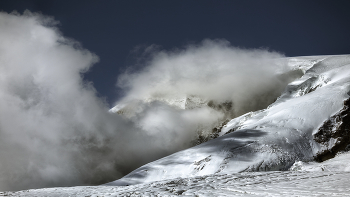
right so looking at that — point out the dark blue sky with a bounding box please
[1,0,350,106]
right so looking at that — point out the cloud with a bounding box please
[0,11,301,191]
[0,11,174,191]
[117,39,297,118]
[114,40,301,153]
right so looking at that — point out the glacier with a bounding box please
[3,54,350,196]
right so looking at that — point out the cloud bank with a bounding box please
[0,11,174,191]
[117,40,292,117]
[0,11,300,191]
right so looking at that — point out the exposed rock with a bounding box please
[314,98,350,162]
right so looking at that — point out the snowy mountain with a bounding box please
[4,54,350,196]
[103,55,350,187]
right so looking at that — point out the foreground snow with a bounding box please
[5,153,350,196]
[3,170,350,196]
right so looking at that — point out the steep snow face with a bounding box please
[106,55,350,186]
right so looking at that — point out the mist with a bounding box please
[115,39,303,143]
[0,11,300,191]
[117,40,293,115]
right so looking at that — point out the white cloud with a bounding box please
[0,11,162,190]
[117,39,292,116]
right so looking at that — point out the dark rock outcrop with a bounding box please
[314,98,350,162]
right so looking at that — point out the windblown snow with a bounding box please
[4,55,350,196]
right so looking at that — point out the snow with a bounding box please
[4,171,350,196]
[290,151,350,172]
[4,55,350,196]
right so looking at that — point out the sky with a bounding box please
[1,0,350,106]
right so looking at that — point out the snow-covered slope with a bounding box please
[106,55,350,186]
[5,152,350,196]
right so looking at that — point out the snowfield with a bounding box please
[3,171,350,196]
[3,55,350,196]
